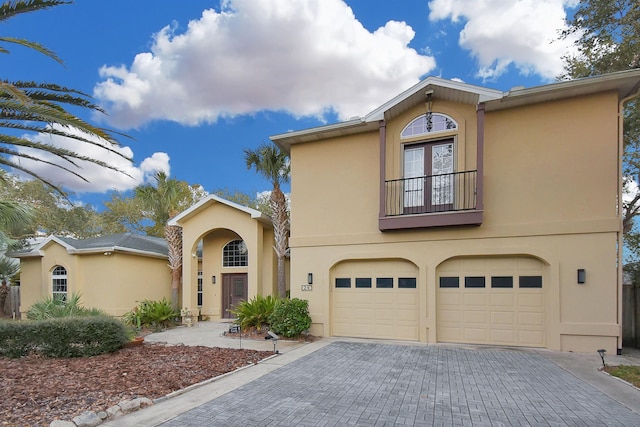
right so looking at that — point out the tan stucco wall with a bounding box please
[287,91,622,353]
[18,242,171,317]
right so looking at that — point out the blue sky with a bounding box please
[3,0,580,208]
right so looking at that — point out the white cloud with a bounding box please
[428,0,580,80]
[11,125,170,193]
[93,0,435,129]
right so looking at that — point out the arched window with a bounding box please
[223,240,248,267]
[401,113,457,138]
[52,265,67,301]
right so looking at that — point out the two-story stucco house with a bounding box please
[270,69,640,354]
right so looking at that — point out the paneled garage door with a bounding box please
[437,256,545,347]
[331,259,418,341]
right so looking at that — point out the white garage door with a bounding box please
[437,256,545,347]
[331,259,418,341]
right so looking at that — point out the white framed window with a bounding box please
[223,240,248,267]
[52,265,67,301]
[401,113,457,139]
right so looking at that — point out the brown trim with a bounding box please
[476,104,485,211]
[379,210,483,230]
[379,120,387,219]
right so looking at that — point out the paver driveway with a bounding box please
[160,342,640,426]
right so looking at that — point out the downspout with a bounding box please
[379,120,387,220]
[618,87,640,354]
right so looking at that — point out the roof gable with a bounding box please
[271,70,640,150]
[169,194,271,226]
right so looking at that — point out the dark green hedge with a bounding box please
[0,316,129,358]
[268,298,312,338]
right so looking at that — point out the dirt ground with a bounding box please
[0,343,272,427]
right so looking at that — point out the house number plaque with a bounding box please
[301,284,312,291]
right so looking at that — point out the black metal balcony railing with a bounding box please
[384,170,477,216]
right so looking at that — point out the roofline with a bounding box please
[169,194,272,226]
[485,68,640,111]
[270,70,640,149]
[9,234,167,259]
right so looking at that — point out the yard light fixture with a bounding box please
[597,349,606,367]
[577,269,586,284]
[307,273,313,284]
[212,275,216,284]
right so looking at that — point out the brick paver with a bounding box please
[160,342,640,426]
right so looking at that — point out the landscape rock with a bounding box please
[49,421,75,427]
[105,404,123,419]
[72,411,102,427]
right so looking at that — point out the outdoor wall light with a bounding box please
[307,273,313,285]
[212,275,216,284]
[577,269,586,284]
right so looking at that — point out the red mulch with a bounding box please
[0,343,272,427]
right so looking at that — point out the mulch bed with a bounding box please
[0,343,272,427]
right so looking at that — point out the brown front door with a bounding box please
[222,273,248,318]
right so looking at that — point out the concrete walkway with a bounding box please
[103,322,640,426]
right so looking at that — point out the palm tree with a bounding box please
[244,143,290,298]
[0,1,130,193]
[136,171,199,310]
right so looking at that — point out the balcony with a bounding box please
[379,170,482,230]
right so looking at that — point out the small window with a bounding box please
[52,265,67,301]
[465,276,485,288]
[223,240,248,267]
[376,278,393,288]
[401,113,458,138]
[398,277,417,288]
[439,277,459,288]
[335,278,351,288]
[519,276,543,288]
[197,271,203,307]
[355,278,372,288]
[491,276,513,288]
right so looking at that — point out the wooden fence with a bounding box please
[1,286,20,319]
[623,284,639,348]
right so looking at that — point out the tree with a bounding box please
[136,171,206,310]
[244,143,290,298]
[0,0,131,193]
[0,175,110,239]
[562,0,640,257]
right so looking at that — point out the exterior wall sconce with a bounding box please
[307,273,313,285]
[212,275,216,284]
[577,269,586,284]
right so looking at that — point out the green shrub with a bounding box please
[0,316,129,358]
[230,295,278,331]
[26,293,106,320]
[268,298,312,338]
[123,298,178,332]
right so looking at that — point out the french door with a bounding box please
[404,139,454,213]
